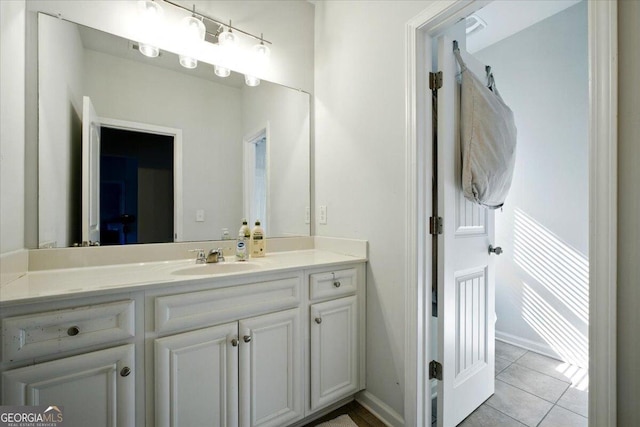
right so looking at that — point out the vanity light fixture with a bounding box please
[137,0,273,85]
[137,0,164,58]
[178,10,206,69]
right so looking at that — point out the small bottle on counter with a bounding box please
[236,231,248,261]
[250,220,266,257]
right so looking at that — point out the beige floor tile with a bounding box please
[496,341,528,362]
[497,364,570,403]
[458,404,526,427]
[486,380,553,427]
[495,356,512,376]
[557,386,589,418]
[539,405,587,427]
[515,352,587,385]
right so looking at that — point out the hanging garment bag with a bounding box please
[454,46,517,209]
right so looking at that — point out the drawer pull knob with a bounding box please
[243,335,252,343]
[67,326,80,336]
[315,317,322,324]
[120,367,131,377]
[333,281,341,288]
[231,338,239,347]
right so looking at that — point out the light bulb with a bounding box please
[253,42,271,61]
[137,0,164,58]
[245,75,260,87]
[218,29,239,49]
[178,16,205,69]
[214,65,231,78]
[179,55,198,69]
[139,43,159,58]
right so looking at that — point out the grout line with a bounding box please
[494,376,570,406]
[535,403,555,427]
[479,403,528,426]
[512,359,575,386]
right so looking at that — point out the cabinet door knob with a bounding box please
[243,335,252,343]
[67,326,80,336]
[333,281,341,288]
[120,367,131,377]
[231,338,239,347]
[315,317,322,324]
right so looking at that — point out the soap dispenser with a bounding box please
[250,220,266,257]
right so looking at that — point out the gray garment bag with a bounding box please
[454,46,517,209]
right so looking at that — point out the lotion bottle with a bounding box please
[235,231,248,261]
[250,220,266,257]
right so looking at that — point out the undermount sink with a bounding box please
[172,262,260,276]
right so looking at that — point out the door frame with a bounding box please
[403,1,617,426]
[99,117,184,242]
[242,122,271,231]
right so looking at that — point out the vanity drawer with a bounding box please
[309,268,357,301]
[2,300,135,362]
[155,275,301,334]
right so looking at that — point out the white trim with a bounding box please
[495,332,574,367]
[356,391,404,427]
[405,1,617,425]
[242,122,271,232]
[98,117,183,242]
[588,1,617,426]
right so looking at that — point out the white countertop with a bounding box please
[0,250,366,306]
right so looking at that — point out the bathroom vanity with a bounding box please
[0,245,366,427]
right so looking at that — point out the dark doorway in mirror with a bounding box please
[100,127,174,245]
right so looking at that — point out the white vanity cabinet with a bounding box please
[149,272,304,427]
[307,267,366,413]
[0,297,141,427]
[2,344,135,427]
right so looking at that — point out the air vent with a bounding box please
[466,14,487,36]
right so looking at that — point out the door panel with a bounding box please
[239,308,302,427]
[2,344,134,427]
[437,34,496,427]
[155,323,238,427]
[310,295,359,411]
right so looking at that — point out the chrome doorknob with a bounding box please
[488,245,503,255]
[243,335,252,343]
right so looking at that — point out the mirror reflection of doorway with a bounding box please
[100,127,174,245]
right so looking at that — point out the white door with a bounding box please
[2,344,135,427]
[310,295,358,410]
[154,322,239,427]
[239,308,302,427]
[436,35,496,427]
[82,96,101,243]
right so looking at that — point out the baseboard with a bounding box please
[355,391,404,427]
[496,330,565,363]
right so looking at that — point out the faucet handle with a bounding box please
[189,249,206,263]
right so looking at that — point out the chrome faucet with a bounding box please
[189,249,207,264]
[207,248,225,263]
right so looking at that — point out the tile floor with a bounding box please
[433,340,589,427]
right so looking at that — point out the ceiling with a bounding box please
[466,0,583,53]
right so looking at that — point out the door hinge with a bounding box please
[429,216,443,235]
[429,71,443,90]
[429,360,443,380]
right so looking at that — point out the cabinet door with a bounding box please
[155,322,238,427]
[310,295,358,410]
[2,344,135,427]
[239,308,303,427]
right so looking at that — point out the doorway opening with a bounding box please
[405,1,616,425]
[99,127,175,245]
[243,125,270,234]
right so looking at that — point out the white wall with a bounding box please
[314,0,433,419]
[0,0,26,254]
[84,49,244,242]
[617,0,640,424]
[474,2,589,366]
[38,15,85,248]
[242,84,310,237]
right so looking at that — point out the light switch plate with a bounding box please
[319,205,327,224]
[196,209,205,222]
